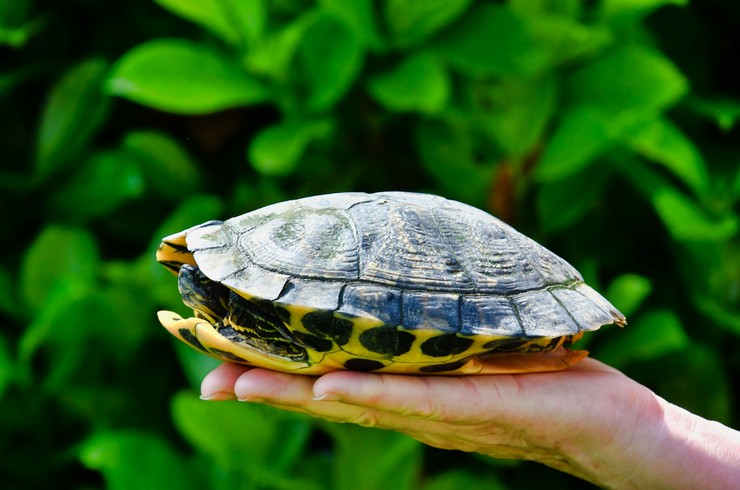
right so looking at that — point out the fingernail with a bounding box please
[313,392,340,402]
[237,395,264,403]
[200,391,236,401]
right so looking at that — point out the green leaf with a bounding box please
[472,75,557,158]
[297,14,363,112]
[245,14,312,80]
[45,148,145,220]
[80,431,198,490]
[270,419,314,475]
[415,118,496,206]
[620,117,709,197]
[123,130,201,199]
[96,273,154,354]
[18,282,94,391]
[172,391,312,473]
[368,53,449,115]
[509,0,582,18]
[0,335,12,400]
[35,58,110,180]
[535,106,613,182]
[320,0,383,50]
[694,294,740,336]
[174,341,222,390]
[155,0,265,47]
[537,165,608,234]
[520,13,613,66]
[0,63,45,94]
[249,119,333,176]
[18,282,82,361]
[0,267,16,317]
[434,4,548,77]
[0,0,45,48]
[566,45,688,116]
[638,346,731,424]
[385,0,472,48]
[0,0,32,28]
[652,187,738,241]
[19,268,149,390]
[422,469,506,490]
[686,96,740,132]
[107,38,269,114]
[600,0,689,22]
[606,274,652,318]
[19,225,99,312]
[147,195,224,253]
[596,309,689,368]
[321,423,422,490]
[172,392,270,468]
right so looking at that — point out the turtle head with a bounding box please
[177,264,229,324]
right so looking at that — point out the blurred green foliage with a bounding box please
[1,0,739,488]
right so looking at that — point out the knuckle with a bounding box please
[347,409,382,428]
[398,377,444,420]
[398,399,443,420]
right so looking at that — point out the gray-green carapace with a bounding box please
[157,192,625,375]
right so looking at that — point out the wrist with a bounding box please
[563,391,740,489]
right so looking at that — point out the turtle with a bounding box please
[156,192,625,375]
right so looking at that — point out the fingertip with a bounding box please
[312,370,381,403]
[234,368,273,401]
[200,391,237,401]
[201,362,251,400]
[311,392,340,402]
[233,368,317,404]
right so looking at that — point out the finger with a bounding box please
[312,371,512,422]
[201,362,252,400]
[234,368,316,402]
[571,356,622,373]
[233,368,371,421]
[233,369,453,434]
[314,356,627,419]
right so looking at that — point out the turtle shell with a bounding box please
[157,192,625,375]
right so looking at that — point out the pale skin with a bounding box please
[201,358,740,489]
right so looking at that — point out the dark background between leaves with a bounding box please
[1,0,739,488]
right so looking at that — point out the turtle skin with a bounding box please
[157,192,625,375]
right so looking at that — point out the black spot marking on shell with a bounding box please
[301,311,353,346]
[421,334,474,357]
[359,326,415,356]
[208,348,250,363]
[273,304,292,325]
[522,337,562,353]
[344,359,385,372]
[164,241,190,253]
[482,338,529,352]
[179,328,208,352]
[546,336,563,349]
[293,331,333,352]
[161,261,183,273]
[419,359,469,373]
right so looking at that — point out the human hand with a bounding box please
[201,359,740,489]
